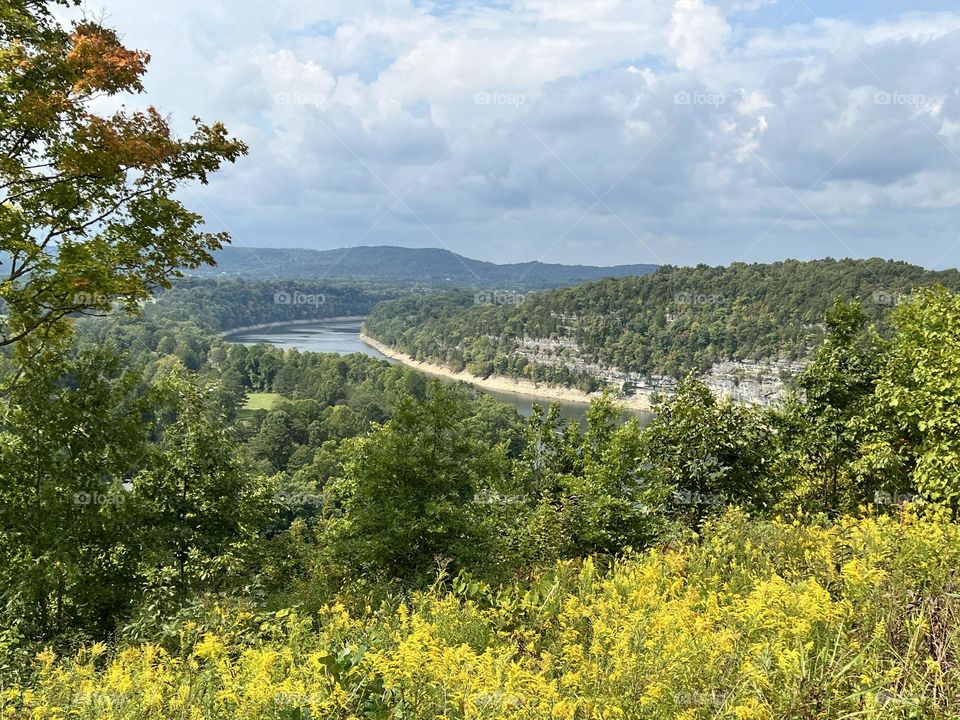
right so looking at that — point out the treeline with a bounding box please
[364,258,960,382]
[56,278,398,375]
[144,278,398,333]
[74,306,438,429]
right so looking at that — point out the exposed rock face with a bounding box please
[700,359,808,405]
[515,336,806,406]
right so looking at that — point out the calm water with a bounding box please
[226,318,387,357]
[225,319,652,423]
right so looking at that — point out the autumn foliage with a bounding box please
[0,1,246,365]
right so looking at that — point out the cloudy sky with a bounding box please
[71,1,960,267]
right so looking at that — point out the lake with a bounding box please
[225,318,652,423]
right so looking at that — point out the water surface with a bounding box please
[226,318,385,357]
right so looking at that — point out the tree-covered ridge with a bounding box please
[191,245,658,288]
[364,258,960,385]
[143,279,398,333]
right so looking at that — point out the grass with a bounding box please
[238,392,284,419]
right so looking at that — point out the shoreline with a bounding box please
[219,316,368,338]
[359,333,654,412]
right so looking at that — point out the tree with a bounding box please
[570,397,668,553]
[511,403,578,499]
[506,397,668,564]
[642,377,777,523]
[249,409,296,472]
[866,287,960,508]
[322,382,508,584]
[779,300,887,513]
[0,1,246,367]
[0,346,151,662]
[134,362,274,603]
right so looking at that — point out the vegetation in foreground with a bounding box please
[4,287,960,718]
[13,511,960,719]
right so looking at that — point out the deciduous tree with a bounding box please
[0,0,246,369]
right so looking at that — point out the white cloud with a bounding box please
[668,0,731,71]
[63,1,960,267]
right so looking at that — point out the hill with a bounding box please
[363,258,960,401]
[188,246,658,288]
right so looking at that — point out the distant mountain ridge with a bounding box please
[189,246,658,288]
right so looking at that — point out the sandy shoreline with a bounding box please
[360,333,654,412]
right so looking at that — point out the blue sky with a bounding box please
[739,1,959,25]
[72,0,960,267]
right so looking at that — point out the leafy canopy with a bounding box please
[0,0,246,365]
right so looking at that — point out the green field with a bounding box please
[239,392,284,418]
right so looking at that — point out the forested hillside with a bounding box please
[191,245,658,288]
[145,279,397,333]
[365,258,960,392]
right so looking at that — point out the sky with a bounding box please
[65,1,960,268]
